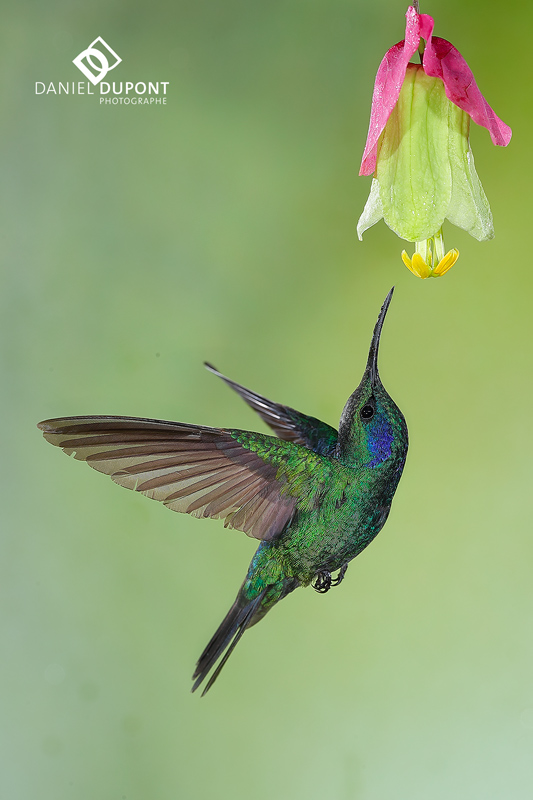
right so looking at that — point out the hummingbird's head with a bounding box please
[336,288,408,470]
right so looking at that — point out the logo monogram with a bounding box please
[72,37,122,85]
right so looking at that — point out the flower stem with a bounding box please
[411,2,425,61]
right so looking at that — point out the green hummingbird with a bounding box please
[38,288,408,695]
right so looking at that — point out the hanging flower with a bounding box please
[358,5,512,278]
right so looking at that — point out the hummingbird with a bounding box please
[38,288,408,695]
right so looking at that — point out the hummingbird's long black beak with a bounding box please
[367,287,394,387]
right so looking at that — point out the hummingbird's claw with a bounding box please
[313,563,349,593]
[331,563,348,586]
[312,570,332,593]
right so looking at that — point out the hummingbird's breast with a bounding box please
[274,480,394,585]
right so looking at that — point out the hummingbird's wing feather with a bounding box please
[205,363,338,456]
[38,416,336,542]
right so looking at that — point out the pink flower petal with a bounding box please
[423,37,512,146]
[359,6,511,176]
[359,7,434,176]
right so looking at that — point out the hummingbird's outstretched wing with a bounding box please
[204,363,337,456]
[38,416,340,542]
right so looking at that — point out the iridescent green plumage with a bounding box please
[38,289,408,695]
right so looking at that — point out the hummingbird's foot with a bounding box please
[312,570,332,593]
[331,563,348,586]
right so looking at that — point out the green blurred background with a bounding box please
[2,0,532,797]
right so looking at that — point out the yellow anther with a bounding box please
[402,251,431,279]
[401,245,460,279]
[432,248,460,277]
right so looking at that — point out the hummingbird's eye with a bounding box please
[360,404,374,420]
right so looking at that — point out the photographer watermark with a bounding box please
[72,37,121,85]
[35,35,170,106]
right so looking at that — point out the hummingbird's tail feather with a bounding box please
[192,588,268,696]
